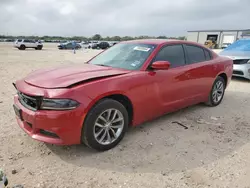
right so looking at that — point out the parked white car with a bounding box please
[14,39,43,50]
[88,41,99,48]
[80,41,90,49]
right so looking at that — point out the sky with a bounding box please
[0,0,250,37]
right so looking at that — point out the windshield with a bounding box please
[88,43,156,70]
[220,39,250,56]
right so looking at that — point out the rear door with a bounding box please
[183,44,214,101]
[24,39,35,48]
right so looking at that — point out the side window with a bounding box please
[25,39,33,43]
[186,45,206,64]
[204,49,212,60]
[66,43,72,47]
[154,45,185,68]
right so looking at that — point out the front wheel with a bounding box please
[205,76,225,106]
[37,45,43,50]
[82,99,128,151]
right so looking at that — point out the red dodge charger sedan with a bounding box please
[13,39,233,151]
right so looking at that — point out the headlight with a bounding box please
[41,98,79,110]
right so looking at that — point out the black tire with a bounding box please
[82,99,129,151]
[4,177,8,186]
[37,45,42,50]
[205,76,226,106]
[19,45,26,50]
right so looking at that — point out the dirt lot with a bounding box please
[1,43,250,188]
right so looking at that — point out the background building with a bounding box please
[187,29,250,48]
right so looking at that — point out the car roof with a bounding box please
[121,39,176,45]
[120,39,216,57]
[120,39,201,46]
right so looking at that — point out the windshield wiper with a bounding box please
[95,64,111,67]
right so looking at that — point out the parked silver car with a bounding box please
[221,43,231,49]
[219,39,250,80]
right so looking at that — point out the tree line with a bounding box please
[0,34,186,42]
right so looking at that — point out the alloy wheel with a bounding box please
[93,108,124,145]
[212,80,224,103]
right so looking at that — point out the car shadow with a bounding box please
[14,48,49,51]
[46,90,250,174]
[231,76,250,83]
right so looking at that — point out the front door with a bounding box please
[23,39,31,48]
[29,40,37,48]
[66,43,73,49]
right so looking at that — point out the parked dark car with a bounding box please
[58,42,82,50]
[92,42,110,49]
[98,42,110,49]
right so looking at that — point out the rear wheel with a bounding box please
[82,99,128,151]
[205,76,225,106]
[19,45,26,50]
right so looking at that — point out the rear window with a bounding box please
[204,49,212,60]
[186,45,206,64]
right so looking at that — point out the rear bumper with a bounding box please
[14,95,85,145]
[233,64,250,80]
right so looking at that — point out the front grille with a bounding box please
[233,70,244,75]
[233,59,249,64]
[17,92,41,110]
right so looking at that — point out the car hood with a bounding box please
[24,64,130,88]
[58,43,66,46]
[219,54,250,60]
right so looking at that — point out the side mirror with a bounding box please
[151,61,170,70]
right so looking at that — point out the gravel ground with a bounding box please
[1,43,250,188]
